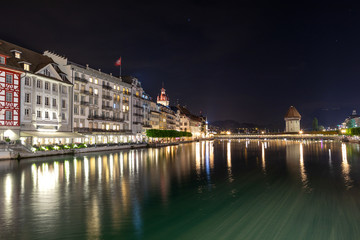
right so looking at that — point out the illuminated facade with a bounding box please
[156,86,169,106]
[284,106,301,133]
[0,45,23,140]
[0,40,74,145]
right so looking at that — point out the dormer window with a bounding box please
[10,50,22,59]
[24,63,30,71]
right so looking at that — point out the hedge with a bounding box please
[146,129,192,138]
[345,127,360,136]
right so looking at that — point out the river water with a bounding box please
[1,140,360,240]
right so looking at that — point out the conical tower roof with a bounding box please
[284,106,301,119]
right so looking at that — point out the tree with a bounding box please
[312,117,319,131]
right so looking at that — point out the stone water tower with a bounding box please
[284,106,301,133]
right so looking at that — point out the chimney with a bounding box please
[110,73,112,76]
[98,69,101,72]
[86,64,89,69]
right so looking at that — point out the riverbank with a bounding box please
[0,139,213,160]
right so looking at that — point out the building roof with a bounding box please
[177,105,202,122]
[284,106,301,119]
[0,39,71,84]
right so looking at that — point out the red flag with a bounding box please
[115,57,121,66]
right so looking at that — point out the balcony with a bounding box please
[134,104,143,109]
[74,127,91,133]
[103,95,112,100]
[123,91,131,96]
[133,121,144,125]
[74,127,131,134]
[80,101,90,106]
[102,84,112,90]
[134,113,143,117]
[102,105,113,111]
[80,89,90,95]
[88,114,124,122]
[75,76,88,83]
[143,124,151,128]
[123,100,129,104]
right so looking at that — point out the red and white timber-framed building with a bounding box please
[0,45,23,140]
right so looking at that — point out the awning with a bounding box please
[20,131,85,138]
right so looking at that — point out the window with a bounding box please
[45,111,49,119]
[74,94,78,102]
[74,106,78,114]
[94,98,98,105]
[62,113,66,120]
[6,92,12,102]
[74,83,79,90]
[113,85,116,90]
[25,77,31,86]
[45,97,49,106]
[37,80,42,88]
[14,52,21,59]
[80,108,85,115]
[25,108,30,116]
[0,56,5,64]
[37,111,41,118]
[89,78,93,83]
[94,79,98,84]
[25,93,31,103]
[94,88,98,95]
[52,98,57,107]
[53,112,57,119]
[62,86,67,94]
[52,84,57,92]
[24,63,30,71]
[44,69,50,76]
[36,96,41,105]
[62,100,66,108]
[5,111,12,120]
[5,74,12,84]
[45,82,49,90]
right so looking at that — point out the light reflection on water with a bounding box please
[1,140,360,239]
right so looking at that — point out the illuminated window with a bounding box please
[117,86,120,91]
[122,105,126,111]
[89,78,93,83]
[24,63,30,71]
[113,85,116,90]
[94,88,98,95]
[94,79,98,84]
[74,83,79,90]
[14,52,21,59]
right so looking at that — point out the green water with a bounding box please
[1,140,360,239]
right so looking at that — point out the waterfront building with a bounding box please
[0,40,75,145]
[45,52,147,143]
[177,105,203,137]
[0,40,23,140]
[149,101,160,129]
[158,104,177,130]
[284,106,301,133]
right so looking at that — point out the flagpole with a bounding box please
[120,56,122,78]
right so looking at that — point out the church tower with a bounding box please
[284,106,301,133]
[157,84,169,106]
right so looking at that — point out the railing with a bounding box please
[102,84,112,90]
[102,105,113,110]
[134,104,143,109]
[133,113,143,117]
[103,95,112,100]
[133,121,144,125]
[74,127,132,134]
[80,101,89,106]
[88,114,124,122]
[75,76,88,83]
[143,124,151,128]
[80,89,90,95]
[123,91,131,95]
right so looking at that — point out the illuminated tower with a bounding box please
[284,106,301,133]
[157,84,169,106]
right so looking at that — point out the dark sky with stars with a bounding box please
[2,1,360,129]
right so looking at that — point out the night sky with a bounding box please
[2,1,360,129]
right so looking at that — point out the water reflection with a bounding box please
[341,143,352,189]
[1,140,360,239]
